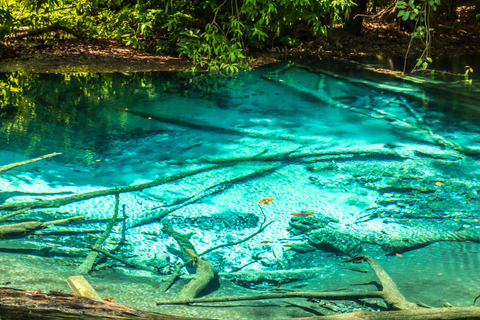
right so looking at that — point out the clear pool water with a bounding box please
[0,61,479,318]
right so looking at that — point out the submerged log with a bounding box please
[0,152,61,175]
[0,216,84,240]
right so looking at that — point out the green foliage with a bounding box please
[463,65,473,79]
[3,0,354,71]
[396,0,439,72]
[0,4,15,42]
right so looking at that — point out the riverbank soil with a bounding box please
[0,6,479,73]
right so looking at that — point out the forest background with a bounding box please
[0,0,479,72]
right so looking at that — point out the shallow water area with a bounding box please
[0,61,480,319]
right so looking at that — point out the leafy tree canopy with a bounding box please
[1,0,355,71]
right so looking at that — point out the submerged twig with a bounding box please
[0,152,61,175]
[0,208,30,223]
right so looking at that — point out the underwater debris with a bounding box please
[291,212,318,216]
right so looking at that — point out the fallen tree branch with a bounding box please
[119,108,306,142]
[76,194,120,275]
[0,164,227,211]
[160,206,272,292]
[89,245,157,273]
[0,216,84,240]
[263,70,480,157]
[0,208,30,223]
[199,206,272,257]
[0,152,61,175]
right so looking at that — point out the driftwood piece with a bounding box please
[177,249,216,300]
[162,224,196,260]
[0,152,61,175]
[0,221,44,239]
[157,290,383,305]
[66,275,101,300]
[0,164,226,211]
[76,194,120,274]
[0,287,204,320]
[219,267,322,284]
[0,216,84,240]
[0,208,30,223]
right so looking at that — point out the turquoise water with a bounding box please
[0,62,480,317]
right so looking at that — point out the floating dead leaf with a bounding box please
[258,198,274,205]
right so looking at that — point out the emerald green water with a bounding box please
[0,62,479,318]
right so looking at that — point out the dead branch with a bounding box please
[156,290,383,305]
[0,208,30,223]
[0,152,61,175]
[0,164,226,211]
[0,216,84,240]
[76,194,121,274]
[262,68,480,158]
[10,24,83,39]
[160,207,272,292]
[199,206,272,257]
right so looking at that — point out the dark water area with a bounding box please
[0,61,479,318]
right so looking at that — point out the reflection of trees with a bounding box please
[0,71,248,162]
